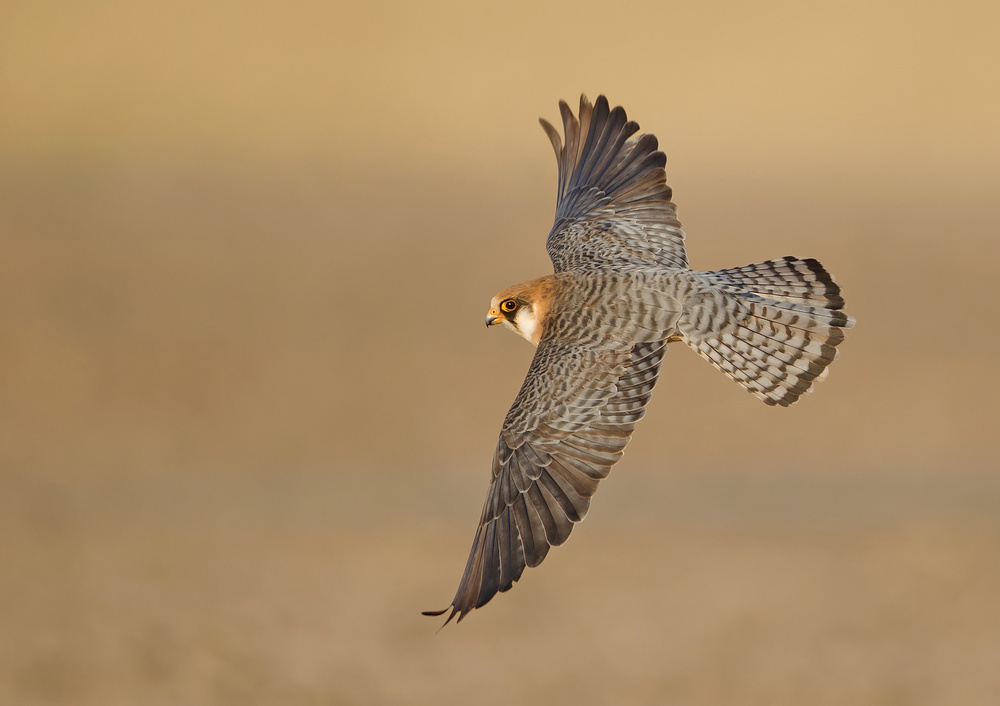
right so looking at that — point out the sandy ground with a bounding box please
[3,466,999,706]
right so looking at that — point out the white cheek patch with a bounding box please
[514,310,540,345]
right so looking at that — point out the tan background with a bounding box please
[2,1,999,704]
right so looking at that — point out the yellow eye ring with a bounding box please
[501,299,518,312]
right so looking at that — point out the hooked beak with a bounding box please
[485,309,501,328]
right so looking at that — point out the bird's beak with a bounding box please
[485,309,500,327]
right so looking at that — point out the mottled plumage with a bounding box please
[425,95,854,626]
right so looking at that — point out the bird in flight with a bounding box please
[424,95,854,626]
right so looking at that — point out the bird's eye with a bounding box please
[501,299,518,312]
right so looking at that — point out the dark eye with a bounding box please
[501,299,518,312]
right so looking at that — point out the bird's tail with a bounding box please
[679,257,855,406]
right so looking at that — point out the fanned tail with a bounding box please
[682,257,854,407]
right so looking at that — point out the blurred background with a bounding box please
[2,1,999,704]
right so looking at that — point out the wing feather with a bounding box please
[424,339,669,625]
[541,95,688,272]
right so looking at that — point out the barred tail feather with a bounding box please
[684,257,854,407]
[705,256,846,309]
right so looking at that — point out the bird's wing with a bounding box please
[540,94,688,272]
[424,336,668,625]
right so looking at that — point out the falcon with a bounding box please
[424,95,854,626]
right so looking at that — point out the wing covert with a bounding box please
[541,94,688,272]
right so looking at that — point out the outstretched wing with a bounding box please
[540,94,688,272]
[424,337,668,625]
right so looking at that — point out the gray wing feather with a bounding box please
[541,95,688,272]
[424,338,668,625]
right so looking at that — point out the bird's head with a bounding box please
[486,277,554,347]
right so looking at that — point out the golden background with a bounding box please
[2,1,999,704]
